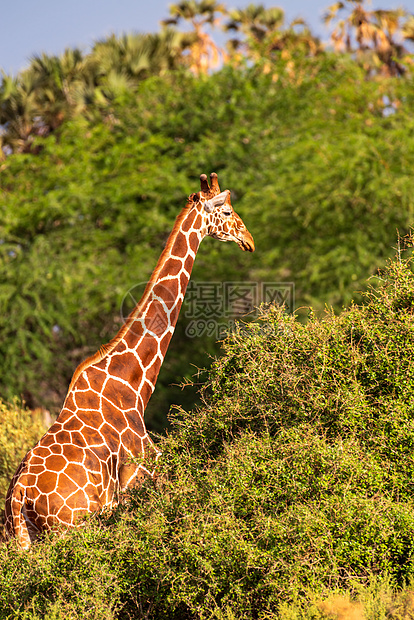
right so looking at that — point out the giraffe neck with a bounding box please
[112,202,205,411]
[83,200,206,415]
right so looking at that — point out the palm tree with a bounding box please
[402,15,414,44]
[0,71,40,153]
[162,0,227,74]
[225,4,321,64]
[29,49,92,129]
[146,28,197,73]
[226,4,284,43]
[91,29,193,81]
[324,1,409,76]
[0,29,196,156]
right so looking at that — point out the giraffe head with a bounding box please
[195,173,255,252]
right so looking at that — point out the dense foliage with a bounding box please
[2,55,414,425]
[2,2,414,617]
[1,247,414,618]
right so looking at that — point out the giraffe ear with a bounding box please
[204,200,214,213]
[204,190,230,213]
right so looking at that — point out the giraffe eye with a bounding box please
[223,210,232,217]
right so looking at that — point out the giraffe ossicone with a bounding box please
[4,172,255,549]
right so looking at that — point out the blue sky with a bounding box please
[1,0,413,74]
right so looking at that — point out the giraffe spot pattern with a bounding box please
[162,256,184,278]
[103,378,137,410]
[108,352,142,389]
[173,231,189,257]
[87,368,107,393]
[37,472,58,494]
[63,416,84,431]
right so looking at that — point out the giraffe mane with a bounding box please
[66,196,199,395]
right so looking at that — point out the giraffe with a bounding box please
[4,172,255,549]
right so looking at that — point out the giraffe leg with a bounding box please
[4,477,39,550]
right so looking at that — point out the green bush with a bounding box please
[0,400,47,515]
[1,246,414,618]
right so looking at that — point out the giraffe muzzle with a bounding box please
[238,230,255,252]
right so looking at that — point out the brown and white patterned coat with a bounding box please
[4,173,255,549]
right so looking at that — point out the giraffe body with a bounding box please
[4,173,254,549]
